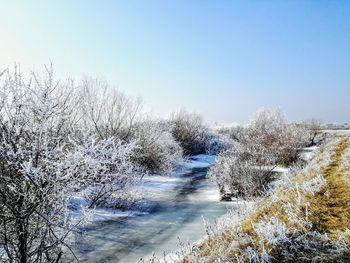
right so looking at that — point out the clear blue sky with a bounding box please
[1,1,349,124]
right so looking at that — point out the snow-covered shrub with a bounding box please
[66,134,141,208]
[129,119,183,174]
[216,109,310,167]
[170,109,208,155]
[209,109,312,200]
[209,142,278,199]
[170,109,227,155]
[79,80,184,174]
[243,108,310,166]
[0,66,81,261]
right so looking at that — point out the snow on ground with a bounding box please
[273,166,290,174]
[323,129,350,136]
[141,175,184,191]
[69,196,138,222]
[139,175,185,201]
[187,187,221,203]
[300,145,319,162]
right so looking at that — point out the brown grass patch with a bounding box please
[308,139,350,237]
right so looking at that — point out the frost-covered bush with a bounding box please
[0,66,81,261]
[129,119,183,174]
[170,109,227,155]
[216,109,310,167]
[170,109,207,155]
[66,135,141,208]
[79,80,185,174]
[209,142,278,199]
[209,109,311,199]
[216,124,246,142]
[243,108,310,165]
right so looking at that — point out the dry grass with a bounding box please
[308,139,350,236]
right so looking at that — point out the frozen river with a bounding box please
[72,156,235,262]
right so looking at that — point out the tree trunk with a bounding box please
[18,219,28,263]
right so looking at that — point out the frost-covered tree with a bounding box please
[79,77,142,141]
[0,66,143,261]
[0,65,80,261]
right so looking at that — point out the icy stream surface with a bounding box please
[72,155,235,262]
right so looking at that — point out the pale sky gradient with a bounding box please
[1,1,349,124]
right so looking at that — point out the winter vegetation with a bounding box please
[170,109,229,156]
[137,116,350,262]
[172,132,350,263]
[0,65,348,262]
[211,109,314,200]
[0,65,228,261]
